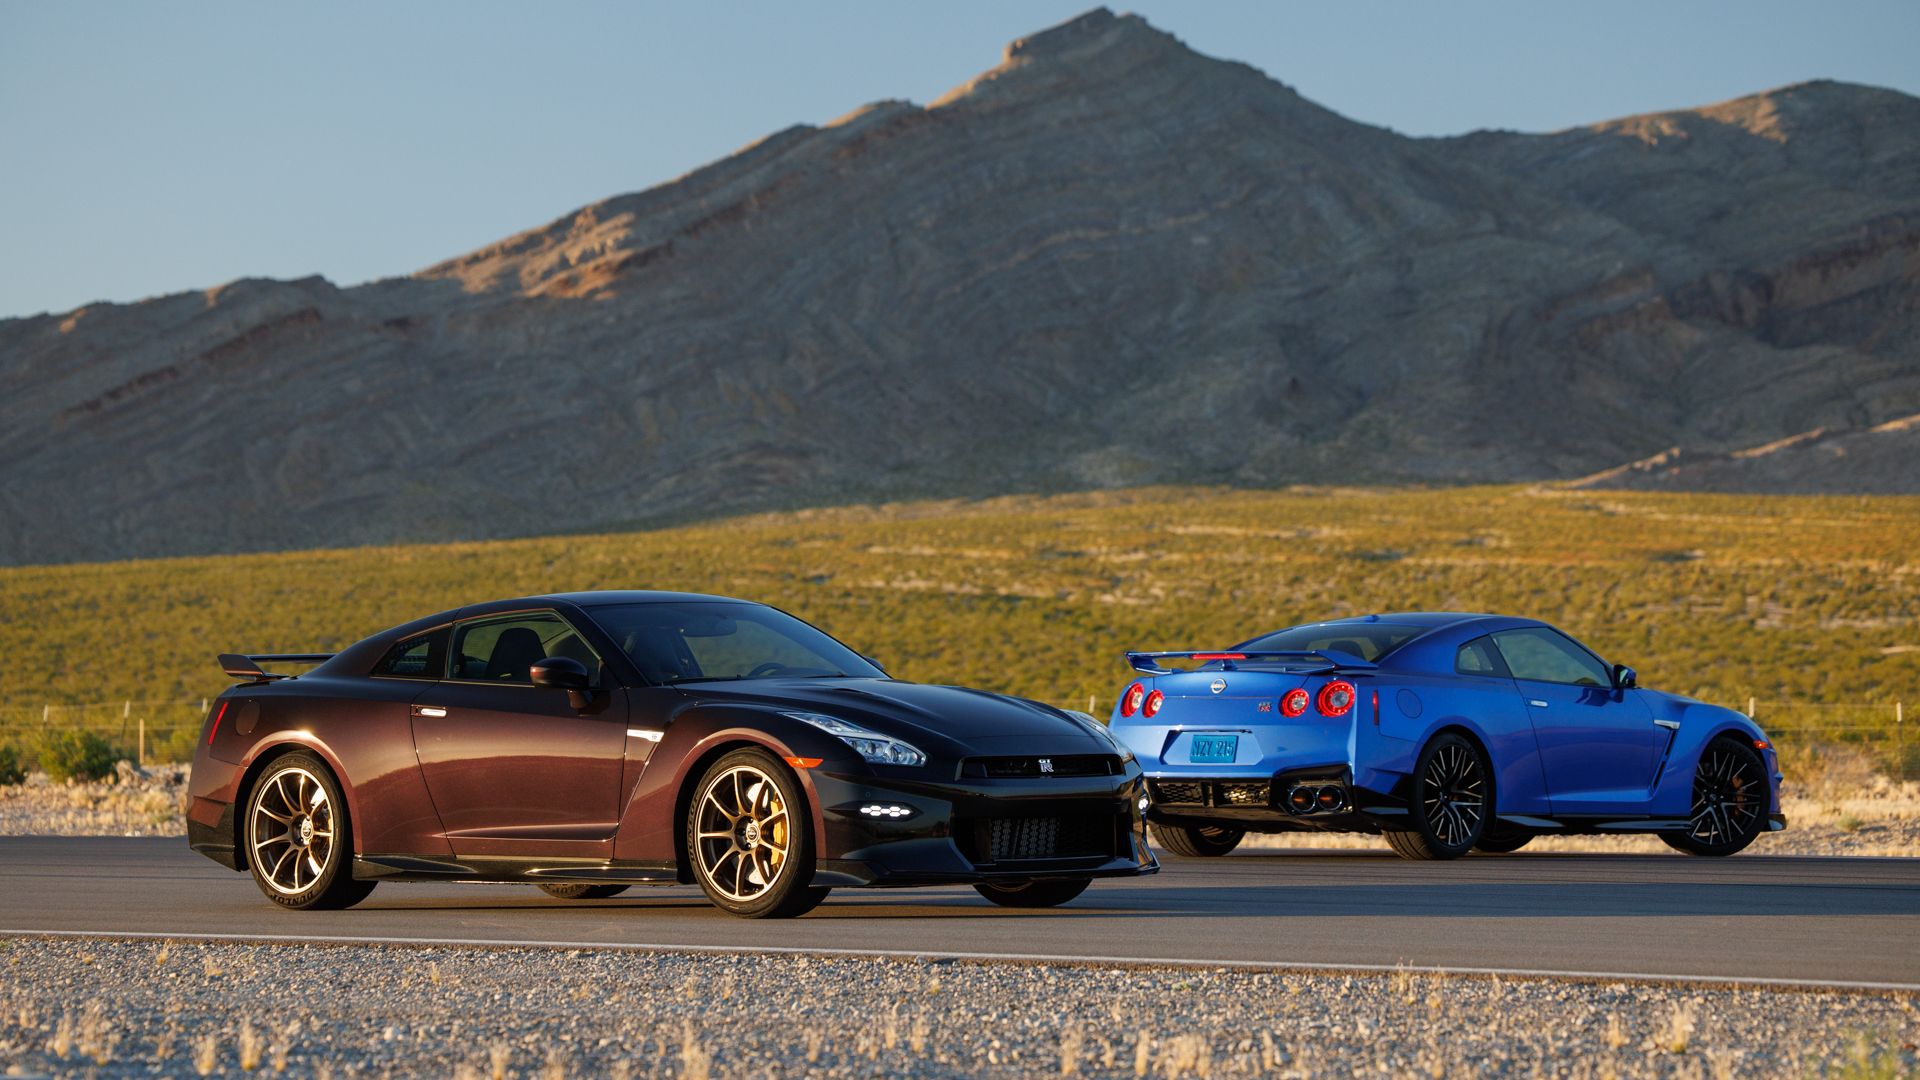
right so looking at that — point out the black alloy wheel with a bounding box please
[1150,823,1246,858]
[1661,737,1767,856]
[1385,733,1490,860]
[972,878,1092,908]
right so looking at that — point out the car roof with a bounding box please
[538,590,749,607]
[1288,612,1511,629]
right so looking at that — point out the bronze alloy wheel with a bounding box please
[244,752,376,910]
[687,748,829,917]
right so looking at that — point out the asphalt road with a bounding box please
[3,838,1916,988]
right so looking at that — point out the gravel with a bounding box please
[0,937,1912,1078]
[0,769,187,839]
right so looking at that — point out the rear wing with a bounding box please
[1124,650,1377,675]
[217,653,334,682]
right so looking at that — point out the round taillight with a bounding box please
[1280,689,1309,717]
[1143,689,1164,718]
[1121,682,1146,718]
[1317,680,1356,717]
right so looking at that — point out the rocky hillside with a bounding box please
[3,8,1916,564]
[1569,414,1920,494]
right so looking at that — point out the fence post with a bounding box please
[1747,697,1756,719]
[1898,701,1906,782]
[138,718,145,769]
[1087,695,1096,715]
[42,703,49,726]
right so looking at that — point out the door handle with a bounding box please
[412,705,448,718]
[1653,719,1680,730]
[1527,700,1549,708]
[626,728,664,743]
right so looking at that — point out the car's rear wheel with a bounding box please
[538,884,631,900]
[687,748,830,918]
[1150,823,1246,857]
[1385,733,1491,860]
[1473,832,1534,854]
[244,752,376,910]
[973,878,1091,908]
[1661,737,1767,856]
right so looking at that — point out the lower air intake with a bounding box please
[985,816,1115,861]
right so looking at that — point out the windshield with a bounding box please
[1234,622,1425,662]
[590,602,883,685]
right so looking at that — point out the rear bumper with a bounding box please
[188,800,240,870]
[1143,767,1412,834]
[807,766,1159,887]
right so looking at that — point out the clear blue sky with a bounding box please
[3,2,1916,320]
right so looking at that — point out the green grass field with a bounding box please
[2,486,1915,744]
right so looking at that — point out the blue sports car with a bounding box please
[1110,613,1783,859]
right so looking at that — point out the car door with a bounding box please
[1489,626,1658,814]
[409,610,630,859]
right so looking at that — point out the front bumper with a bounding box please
[807,765,1158,887]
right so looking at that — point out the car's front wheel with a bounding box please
[1661,737,1767,856]
[1385,732,1491,860]
[538,884,631,900]
[1150,823,1246,857]
[973,878,1091,908]
[245,752,376,910]
[687,748,830,918]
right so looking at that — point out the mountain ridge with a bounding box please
[3,7,1916,565]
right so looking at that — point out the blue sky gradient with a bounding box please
[4,1,1916,319]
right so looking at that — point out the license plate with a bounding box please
[1189,734,1238,764]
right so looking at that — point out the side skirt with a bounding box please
[353,853,680,885]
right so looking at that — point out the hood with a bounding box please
[676,677,1100,749]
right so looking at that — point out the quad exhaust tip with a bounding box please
[1287,784,1347,815]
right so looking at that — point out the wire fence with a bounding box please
[0,696,1911,780]
[0,699,212,767]
[1748,700,1913,785]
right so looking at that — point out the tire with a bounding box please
[1473,832,1534,854]
[686,748,830,918]
[538,884,631,900]
[244,752,376,910]
[1150,823,1246,858]
[1660,737,1768,856]
[973,878,1092,908]
[1385,733,1492,860]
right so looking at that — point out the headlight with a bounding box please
[782,712,927,767]
[1067,710,1137,763]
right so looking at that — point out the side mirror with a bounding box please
[862,655,888,676]
[1612,664,1638,690]
[530,656,590,690]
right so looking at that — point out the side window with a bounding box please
[1490,628,1610,687]
[1454,636,1508,678]
[372,627,448,679]
[450,612,603,685]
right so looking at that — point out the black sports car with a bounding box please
[188,591,1155,917]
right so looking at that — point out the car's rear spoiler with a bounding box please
[217,653,334,682]
[1124,650,1377,675]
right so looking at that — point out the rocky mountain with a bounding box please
[3,8,1917,565]
[1570,414,1920,495]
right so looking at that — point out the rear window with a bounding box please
[1235,622,1424,662]
[372,626,448,679]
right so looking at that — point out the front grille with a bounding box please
[987,816,1115,861]
[1150,780,1273,808]
[963,755,1117,779]
[1153,781,1205,805]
